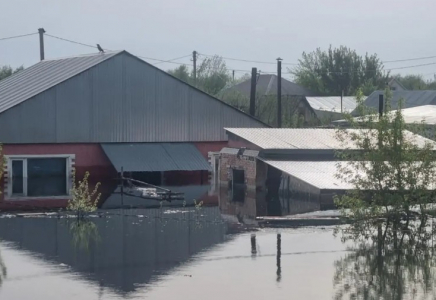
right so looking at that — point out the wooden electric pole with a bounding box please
[192,50,197,85]
[249,67,257,116]
[38,28,45,61]
[277,58,283,128]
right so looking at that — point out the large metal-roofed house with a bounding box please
[0,50,266,209]
[219,128,436,212]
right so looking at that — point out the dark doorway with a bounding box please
[231,169,245,202]
[130,171,162,186]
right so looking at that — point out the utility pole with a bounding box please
[192,50,197,85]
[38,28,45,61]
[277,58,283,128]
[249,67,257,117]
[232,70,235,81]
[378,94,384,117]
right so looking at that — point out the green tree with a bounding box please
[0,65,24,81]
[333,88,436,299]
[335,88,436,242]
[167,65,191,85]
[167,55,231,96]
[67,170,101,218]
[394,74,434,90]
[292,46,388,96]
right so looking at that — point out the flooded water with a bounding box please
[0,206,435,300]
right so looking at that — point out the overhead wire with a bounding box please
[30,33,436,76]
[0,32,38,41]
[153,54,191,65]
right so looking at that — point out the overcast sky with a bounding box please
[1,0,436,80]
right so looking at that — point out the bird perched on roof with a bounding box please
[97,44,104,53]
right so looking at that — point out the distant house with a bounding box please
[218,128,436,211]
[388,78,407,91]
[220,74,316,126]
[361,90,436,111]
[0,50,266,210]
[305,96,360,122]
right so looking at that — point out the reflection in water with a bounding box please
[276,233,281,282]
[334,216,436,300]
[251,234,257,256]
[0,246,6,287]
[218,185,321,223]
[0,207,227,296]
[69,220,100,252]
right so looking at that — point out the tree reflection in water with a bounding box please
[334,216,436,300]
[0,246,6,287]
[69,219,100,252]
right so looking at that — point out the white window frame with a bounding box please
[5,154,75,200]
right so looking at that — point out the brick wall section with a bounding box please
[219,152,257,190]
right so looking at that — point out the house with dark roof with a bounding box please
[361,90,436,112]
[0,50,266,210]
[219,74,317,126]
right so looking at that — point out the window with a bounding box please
[8,156,72,198]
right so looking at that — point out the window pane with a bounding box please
[27,158,67,197]
[12,160,24,194]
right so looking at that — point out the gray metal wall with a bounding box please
[0,53,265,143]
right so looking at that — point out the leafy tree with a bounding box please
[335,87,436,242]
[392,73,436,90]
[167,65,191,84]
[0,65,24,81]
[333,88,436,299]
[292,46,388,96]
[67,170,101,218]
[167,55,231,96]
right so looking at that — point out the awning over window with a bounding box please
[101,143,212,172]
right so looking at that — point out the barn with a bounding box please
[0,50,266,209]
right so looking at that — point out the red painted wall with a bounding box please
[0,144,116,211]
[0,141,228,211]
[194,141,228,158]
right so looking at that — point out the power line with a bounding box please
[153,54,191,65]
[45,33,98,49]
[0,32,38,41]
[200,53,298,66]
[39,33,436,75]
[383,55,436,64]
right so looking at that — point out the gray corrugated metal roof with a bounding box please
[221,74,316,97]
[220,148,240,155]
[362,90,436,111]
[306,96,359,112]
[243,149,259,157]
[261,160,352,190]
[0,51,122,114]
[334,105,436,125]
[225,128,435,150]
[101,143,212,172]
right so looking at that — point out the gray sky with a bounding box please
[1,0,436,80]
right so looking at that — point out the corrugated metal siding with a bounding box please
[101,143,211,172]
[0,52,265,143]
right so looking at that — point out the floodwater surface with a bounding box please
[0,207,435,299]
